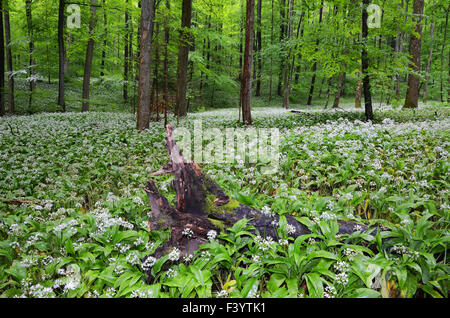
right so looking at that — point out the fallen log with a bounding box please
[145,124,373,261]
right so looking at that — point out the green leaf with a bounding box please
[5,262,27,282]
[347,288,381,298]
[304,272,324,298]
[267,273,286,293]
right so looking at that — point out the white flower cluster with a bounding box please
[216,290,229,298]
[343,248,358,260]
[91,207,134,236]
[126,252,140,266]
[168,247,181,262]
[182,227,194,238]
[142,256,157,271]
[254,235,275,251]
[207,230,217,240]
[391,244,419,259]
[324,285,337,298]
[53,219,79,235]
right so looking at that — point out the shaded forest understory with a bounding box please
[0,0,449,299]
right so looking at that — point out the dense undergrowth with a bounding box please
[0,105,448,298]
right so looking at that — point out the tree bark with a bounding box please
[82,0,98,112]
[58,0,66,111]
[277,0,286,97]
[362,0,373,121]
[163,0,170,108]
[25,0,35,112]
[175,0,193,118]
[282,0,294,109]
[404,0,425,109]
[268,0,274,102]
[423,18,434,103]
[333,73,346,108]
[0,0,4,116]
[100,0,107,78]
[440,6,449,103]
[255,0,262,97]
[137,0,155,131]
[124,0,130,103]
[4,8,13,114]
[307,0,324,106]
[240,0,255,125]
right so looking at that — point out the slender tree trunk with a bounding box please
[58,0,66,111]
[404,0,425,109]
[324,77,332,109]
[332,73,346,108]
[362,0,373,121]
[0,0,4,116]
[4,8,13,114]
[124,0,130,103]
[175,0,193,117]
[100,0,107,78]
[25,0,35,112]
[282,0,294,109]
[307,0,324,106]
[355,69,363,108]
[255,0,262,97]
[163,0,170,109]
[440,6,449,103]
[277,0,286,97]
[269,0,274,102]
[137,0,155,131]
[423,18,435,103]
[241,0,255,125]
[82,0,98,112]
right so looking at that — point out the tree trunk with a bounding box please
[137,0,155,131]
[4,8,13,114]
[25,0,35,112]
[333,73,346,108]
[423,19,435,103]
[255,0,262,97]
[58,0,66,111]
[240,0,255,125]
[175,0,193,118]
[268,0,274,102]
[362,0,373,121]
[145,124,377,263]
[277,0,286,97]
[307,0,324,106]
[355,69,363,109]
[100,0,107,78]
[282,0,294,109]
[163,0,170,108]
[82,0,98,112]
[0,0,4,117]
[404,0,425,109]
[124,0,130,103]
[440,6,449,103]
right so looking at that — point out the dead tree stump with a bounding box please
[145,124,370,259]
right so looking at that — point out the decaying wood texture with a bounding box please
[145,125,373,261]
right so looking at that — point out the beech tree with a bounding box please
[240,0,255,125]
[57,0,65,111]
[175,0,193,118]
[404,0,425,109]
[0,0,4,116]
[81,0,98,112]
[137,0,155,131]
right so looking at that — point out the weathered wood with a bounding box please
[145,124,373,262]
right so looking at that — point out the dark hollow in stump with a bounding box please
[145,124,371,259]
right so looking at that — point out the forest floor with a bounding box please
[0,103,448,298]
